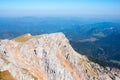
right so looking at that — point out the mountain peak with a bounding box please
[0,32,120,80]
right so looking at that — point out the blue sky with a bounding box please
[0,0,120,18]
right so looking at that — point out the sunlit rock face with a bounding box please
[0,32,120,80]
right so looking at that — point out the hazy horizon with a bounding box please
[0,0,120,19]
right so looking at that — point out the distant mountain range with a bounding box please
[0,17,120,68]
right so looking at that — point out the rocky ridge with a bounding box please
[0,32,120,80]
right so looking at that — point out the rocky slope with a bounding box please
[0,32,120,80]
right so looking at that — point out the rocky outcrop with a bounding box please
[0,32,120,80]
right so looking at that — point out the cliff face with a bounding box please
[0,33,120,80]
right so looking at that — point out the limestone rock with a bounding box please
[0,32,120,80]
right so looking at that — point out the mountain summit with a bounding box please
[0,33,120,80]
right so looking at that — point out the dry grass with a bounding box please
[0,70,15,80]
[81,60,100,80]
[13,34,35,42]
